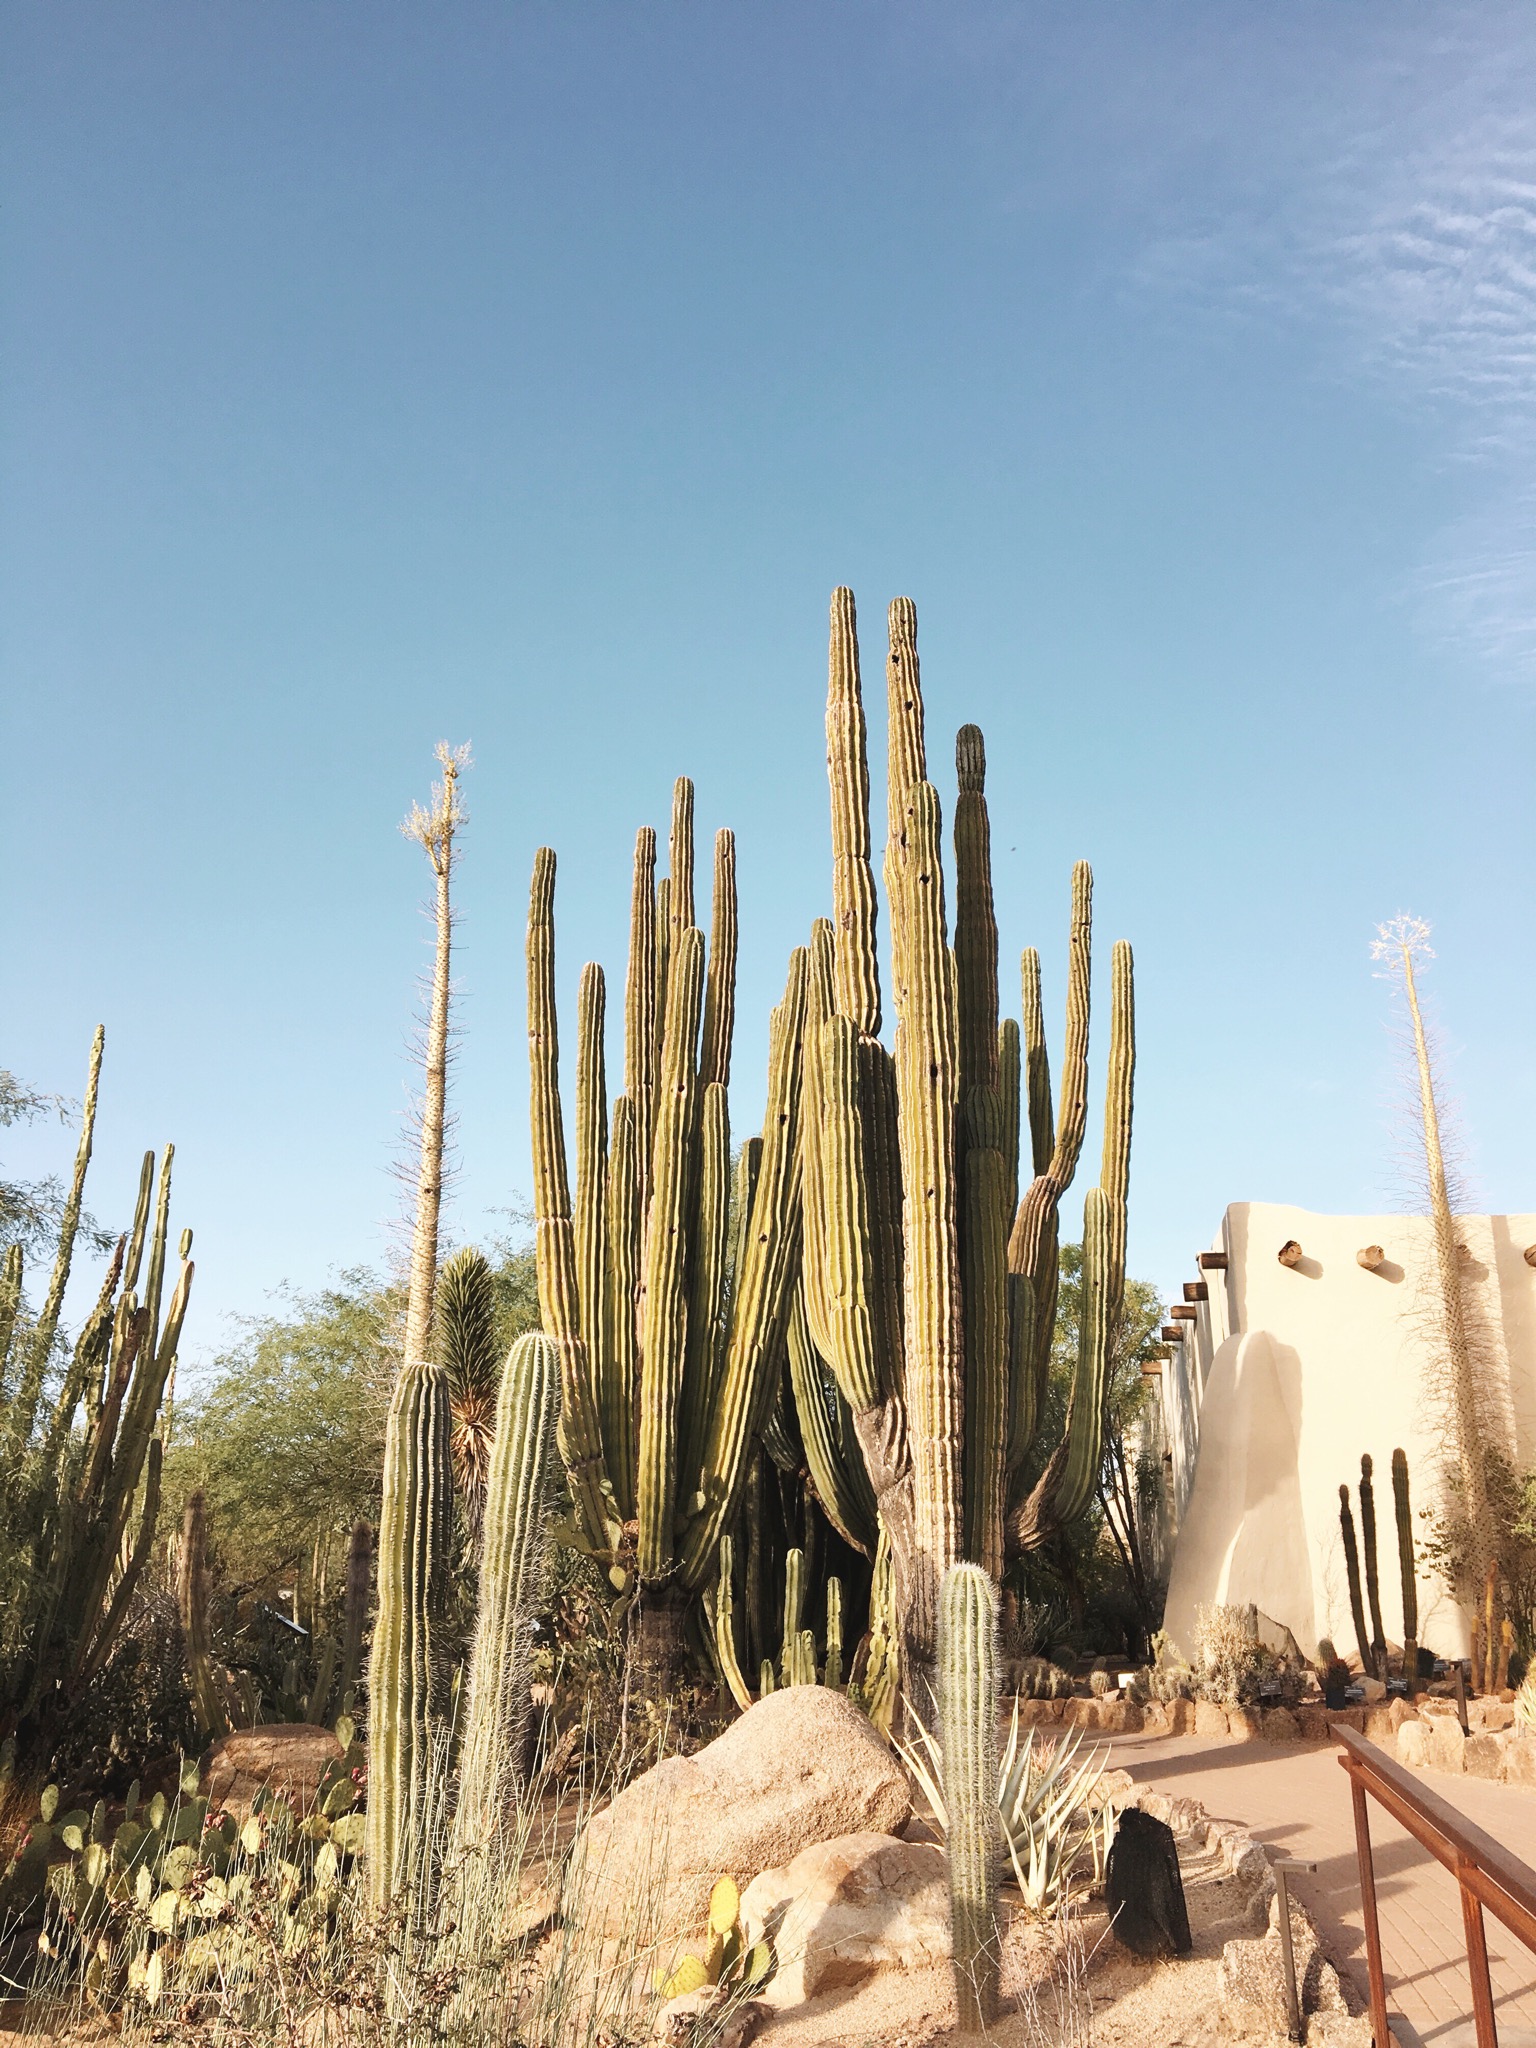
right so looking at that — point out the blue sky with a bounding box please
[6,3,1536,1368]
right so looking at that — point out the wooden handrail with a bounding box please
[1336,1725,1536,2047]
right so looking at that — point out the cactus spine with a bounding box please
[938,1564,1001,2031]
[1392,1449,1418,1694]
[365,1361,453,1912]
[1359,1454,1387,1674]
[1339,1484,1374,1680]
[803,590,1136,1697]
[178,1491,227,1740]
[454,1334,560,1858]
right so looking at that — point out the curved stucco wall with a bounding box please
[1161,1202,1536,1663]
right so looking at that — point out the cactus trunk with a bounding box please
[939,1563,1001,2031]
[1359,1454,1387,1673]
[1339,1484,1375,1680]
[365,1361,454,1914]
[340,1519,372,1706]
[178,1491,227,1740]
[1391,1449,1418,1694]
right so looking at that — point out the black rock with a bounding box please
[1105,1807,1193,1958]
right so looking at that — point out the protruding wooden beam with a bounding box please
[1357,1245,1385,1271]
[1197,1251,1228,1271]
[1278,1240,1303,1268]
[1170,1304,1196,1321]
[1183,1281,1208,1303]
[1160,1325,1183,1343]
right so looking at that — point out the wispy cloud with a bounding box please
[1132,15,1536,678]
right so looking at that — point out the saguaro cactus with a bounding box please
[1392,1449,1419,1694]
[527,788,809,1668]
[800,590,1135,1697]
[939,1563,1001,2031]
[454,1334,560,1858]
[365,1361,454,1912]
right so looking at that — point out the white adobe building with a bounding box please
[1155,1202,1536,1663]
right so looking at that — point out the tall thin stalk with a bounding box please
[1371,916,1495,1619]
[400,744,470,1369]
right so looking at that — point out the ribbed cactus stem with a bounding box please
[454,1335,560,1858]
[713,1536,753,1712]
[340,1519,372,1704]
[1392,1449,1418,1695]
[178,1490,226,1740]
[702,828,739,1088]
[780,1547,806,1688]
[1359,1455,1387,1671]
[827,587,883,1036]
[825,1577,844,1690]
[366,1361,454,1912]
[938,1564,1001,2031]
[1339,1484,1374,1680]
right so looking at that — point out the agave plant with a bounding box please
[900,1702,1110,1915]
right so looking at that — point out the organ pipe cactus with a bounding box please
[365,1361,454,1913]
[1392,1449,1418,1694]
[1359,1454,1387,1674]
[527,791,808,1664]
[0,1030,194,1744]
[801,590,1135,1695]
[453,1333,560,1858]
[340,1518,372,1706]
[938,1564,1001,2031]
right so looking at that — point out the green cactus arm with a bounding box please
[668,776,695,945]
[939,1562,1001,2030]
[454,1333,560,1856]
[637,926,706,1580]
[883,597,928,1011]
[786,1279,877,1555]
[953,726,1000,1108]
[38,1239,123,1470]
[574,964,611,1413]
[960,1140,1009,1578]
[894,780,965,1642]
[1007,1186,1112,1548]
[816,1014,885,1411]
[1019,952,1053,1176]
[800,919,837,1365]
[622,827,658,1212]
[702,828,738,1088]
[527,846,618,1553]
[780,1547,806,1687]
[1338,1483,1374,1679]
[340,1518,373,1703]
[1392,1448,1419,1675]
[997,1020,1020,1224]
[824,1577,844,1690]
[366,1360,454,1909]
[654,874,672,1074]
[713,1536,754,1712]
[177,1490,227,1739]
[827,587,882,1037]
[140,1144,174,1365]
[71,1435,164,1696]
[677,948,809,1590]
[1099,941,1135,1329]
[677,1082,731,1517]
[6,1029,103,1451]
[760,1343,802,1475]
[1360,1455,1387,1662]
[603,1097,639,1521]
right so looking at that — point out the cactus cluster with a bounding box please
[0,1030,193,1742]
[527,786,809,1661]
[799,592,1135,1693]
[1339,1449,1423,1688]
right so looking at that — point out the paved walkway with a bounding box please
[1106,1731,1536,2048]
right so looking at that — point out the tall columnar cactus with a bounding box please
[0,1030,193,1743]
[453,1334,560,1858]
[801,589,1135,1694]
[938,1564,1001,2032]
[340,1518,373,1705]
[527,787,809,1665]
[1359,1454,1387,1671]
[1338,1484,1374,1680]
[178,1491,227,1740]
[1392,1449,1419,1694]
[365,1361,454,1913]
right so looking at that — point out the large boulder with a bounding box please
[1105,1807,1192,1957]
[203,1725,343,1819]
[740,1832,949,2007]
[571,1688,911,1940]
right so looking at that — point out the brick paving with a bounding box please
[1105,1730,1536,2047]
